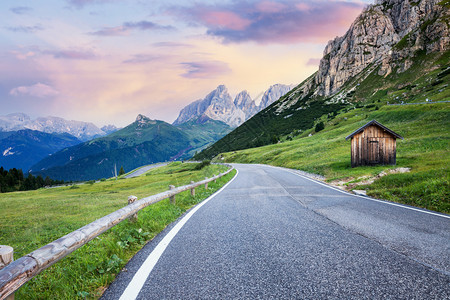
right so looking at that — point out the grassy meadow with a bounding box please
[219,102,449,213]
[0,162,235,299]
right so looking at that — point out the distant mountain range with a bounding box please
[196,0,449,159]
[173,84,293,127]
[31,114,231,181]
[0,113,119,141]
[0,129,81,171]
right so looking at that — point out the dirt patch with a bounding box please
[329,167,411,191]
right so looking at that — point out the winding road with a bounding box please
[102,164,450,299]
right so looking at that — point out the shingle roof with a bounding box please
[345,120,404,140]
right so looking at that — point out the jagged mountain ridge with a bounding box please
[173,84,293,127]
[195,0,449,159]
[0,113,118,141]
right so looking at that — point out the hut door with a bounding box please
[368,138,380,164]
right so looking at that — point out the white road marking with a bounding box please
[261,164,450,220]
[119,169,239,300]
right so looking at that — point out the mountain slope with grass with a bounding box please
[30,114,232,181]
[31,115,193,181]
[218,102,449,213]
[195,0,449,160]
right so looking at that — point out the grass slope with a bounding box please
[219,103,449,213]
[0,162,235,299]
[196,49,449,160]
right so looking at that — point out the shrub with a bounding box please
[315,122,325,132]
[195,160,211,170]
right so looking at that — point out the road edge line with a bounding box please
[118,169,239,300]
[261,164,450,220]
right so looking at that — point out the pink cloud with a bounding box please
[200,10,251,31]
[10,83,59,98]
[176,1,366,44]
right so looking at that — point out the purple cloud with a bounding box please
[174,1,365,44]
[6,25,44,33]
[152,42,192,48]
[90,20,174,36]
[67,0,113,9]
[10,6,32,15]
[44,49,98,60]
[123,54,161,64]
[180,61,231,78]
[10,83,59,98]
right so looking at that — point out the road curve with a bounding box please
[123,163,167,179]
[102,164,450,299]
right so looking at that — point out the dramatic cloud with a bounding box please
[10,83,59,98]
[6,25,44,33]
[43,49,98,60]
[90,20,174,36]
[176,0,365,44]
[10,6,32,15]
[180,61,231,78]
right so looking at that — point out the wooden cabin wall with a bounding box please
[350,125,397,167]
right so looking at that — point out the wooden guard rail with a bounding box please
[0,165,233,299]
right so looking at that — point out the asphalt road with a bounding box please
[123,163,167,178]
[102,164,450,299]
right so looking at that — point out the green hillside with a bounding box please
[195,50,449,160]
[31,115,192,181]
[218,102,449,213]
[177,116,232,158]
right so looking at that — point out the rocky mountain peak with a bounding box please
[313,0,449,97]
[173,84,293,127]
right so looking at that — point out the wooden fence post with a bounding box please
[204,177,208,189]
[169,185,175,204]
[128,196,138,222]
[0,245,14,300]
[190,181,195,196]
[214,175,217,183]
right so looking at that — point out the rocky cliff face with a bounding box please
[314,0,449,96]
[174,84,293,127]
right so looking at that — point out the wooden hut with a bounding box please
[345,120,403,167]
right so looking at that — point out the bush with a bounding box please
[315,122,325,132]
[195,160,211,170]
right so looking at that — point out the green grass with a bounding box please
[220,103,449,213]
[0,162,235,299]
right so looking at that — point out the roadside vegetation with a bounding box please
[218,103,449,213]
[0,162,235,299]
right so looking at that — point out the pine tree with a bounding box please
[119,166,125,176]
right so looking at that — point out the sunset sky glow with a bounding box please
[1,0,372,127]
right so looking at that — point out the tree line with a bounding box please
[0,167,65,193]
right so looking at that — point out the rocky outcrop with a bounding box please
[174,84,293,127]
[234,91,259,120]
[259,84,294,110]
[314,0,449,96]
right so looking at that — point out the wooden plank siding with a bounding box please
[350,124,398,167]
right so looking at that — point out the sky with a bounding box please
[0,0,372,127]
